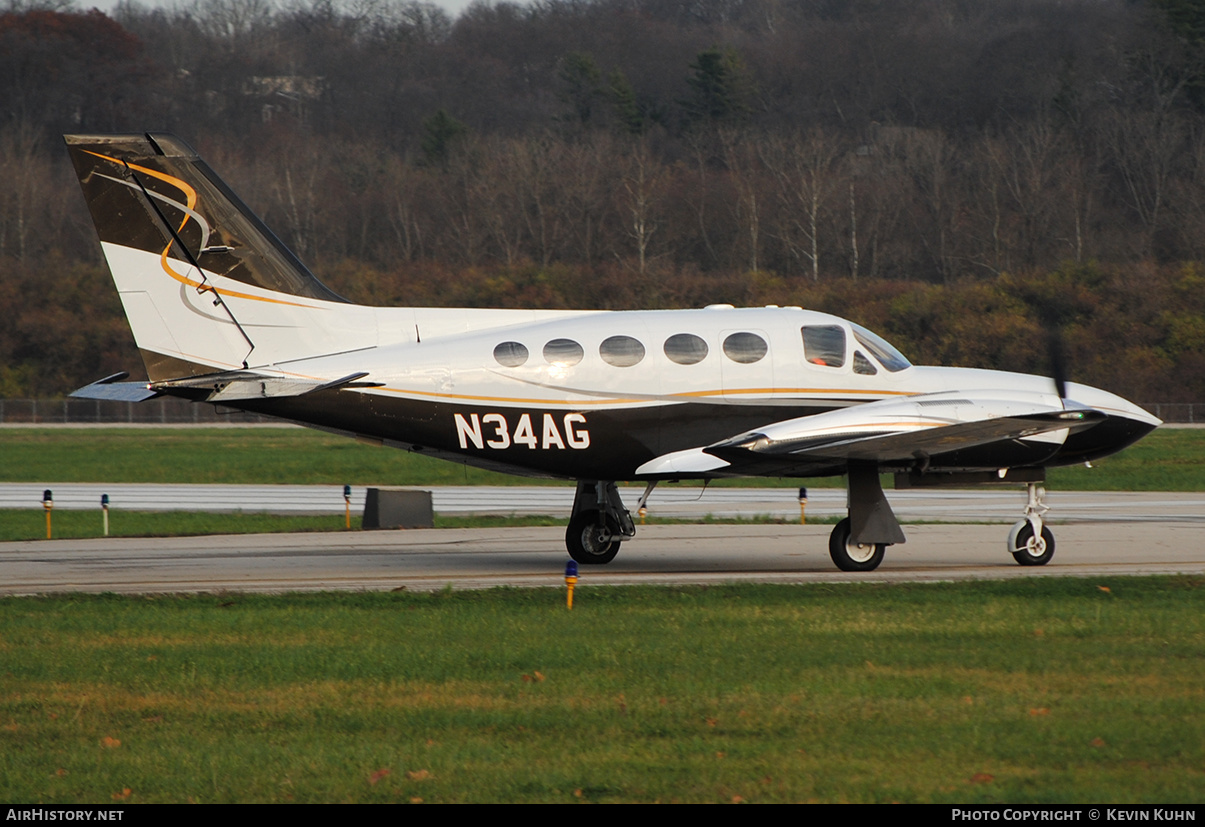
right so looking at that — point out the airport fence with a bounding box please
[0,398,273,424]
[0,398,1200,424]
[1139,403,1201,423]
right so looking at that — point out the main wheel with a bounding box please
[566,510,621,565]
[828,517,886,572]
[1011,522,1055,566]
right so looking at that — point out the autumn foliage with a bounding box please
[0,1,1203,401]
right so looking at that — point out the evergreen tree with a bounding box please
[421,109,467,171]
[608,69,645,135]
[682,47,751,127]
[558,52,604,127]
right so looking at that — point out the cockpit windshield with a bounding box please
[850,324,911,372]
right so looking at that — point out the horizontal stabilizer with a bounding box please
[155,371,376,402]
[70,372,159,402]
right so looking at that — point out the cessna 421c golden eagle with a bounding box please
[66,133,1161,572]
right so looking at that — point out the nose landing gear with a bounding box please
[1008,482,1055,566]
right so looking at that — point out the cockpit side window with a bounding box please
[853,351,877,375]
[850,324,911,372]
[802,325,846,368]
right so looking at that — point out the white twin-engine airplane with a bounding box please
[66,133,1161,571]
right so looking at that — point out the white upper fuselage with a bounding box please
[98,242,1158,481]
[100,242,1154,426]
[271,303,1147,426]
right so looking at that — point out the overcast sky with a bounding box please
[78,0,478,21]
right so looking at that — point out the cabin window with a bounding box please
[802,325,846,368]
[853,351,878,375]
[722,331,768,364]
[599,335,645,367]
[851,324,911,372]
[493,341,529,367]
[663,333,709,365]
[544,338,584,366]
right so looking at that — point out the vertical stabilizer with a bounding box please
[65,134,374,381]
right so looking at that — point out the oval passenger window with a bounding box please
[664,333,709,365]
[493,341,529,367]
[543,338,584,366]
[599,335,646,367]
[722,331,768,364]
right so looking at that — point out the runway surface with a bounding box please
[5,483,1205,523]
[3,519,1203,596]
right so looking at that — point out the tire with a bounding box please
[566,509,621,565]
[828,517,886,572]
[1011,522,1055,566]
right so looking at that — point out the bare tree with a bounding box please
[556,133,614,266]
[1102,108,1186,259]
[616,138,664,277]
[900,127,961,283]
[720,128,763,273]
[0,122,43,262]
[384,155,427,262]
[273,151,324,259]
[763,129,842,281]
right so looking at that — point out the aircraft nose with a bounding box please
[1064,382,1162,428]
[1055,382,1162,465]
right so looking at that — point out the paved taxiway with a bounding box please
[5,483,1205,523]
[3,518,1202,596]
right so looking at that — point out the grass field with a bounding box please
[0,426,1200,490]
[1,430,1199,803]
[1,578,1201,804]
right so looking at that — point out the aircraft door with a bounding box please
[720,328,775,400]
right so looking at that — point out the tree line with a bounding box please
[1,0,1204,403]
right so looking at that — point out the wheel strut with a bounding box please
[1008,482,1055,565]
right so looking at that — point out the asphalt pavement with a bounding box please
[3,482,1204,523]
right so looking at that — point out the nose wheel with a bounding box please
[1010,521,1055,566]
[1008,482,1055,566]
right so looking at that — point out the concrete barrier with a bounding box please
[362,488,435,529]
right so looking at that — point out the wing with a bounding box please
[635,391,1106,478]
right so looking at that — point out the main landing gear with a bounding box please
[828,518,886,572]
[828,463,907,572]
[827,465,1061,571]
[564,480,642,565]
[1008,482,1055,566]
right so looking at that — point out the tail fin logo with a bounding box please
[84,149,317,310]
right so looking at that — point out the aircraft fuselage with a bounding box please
[233,305,1157,482]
